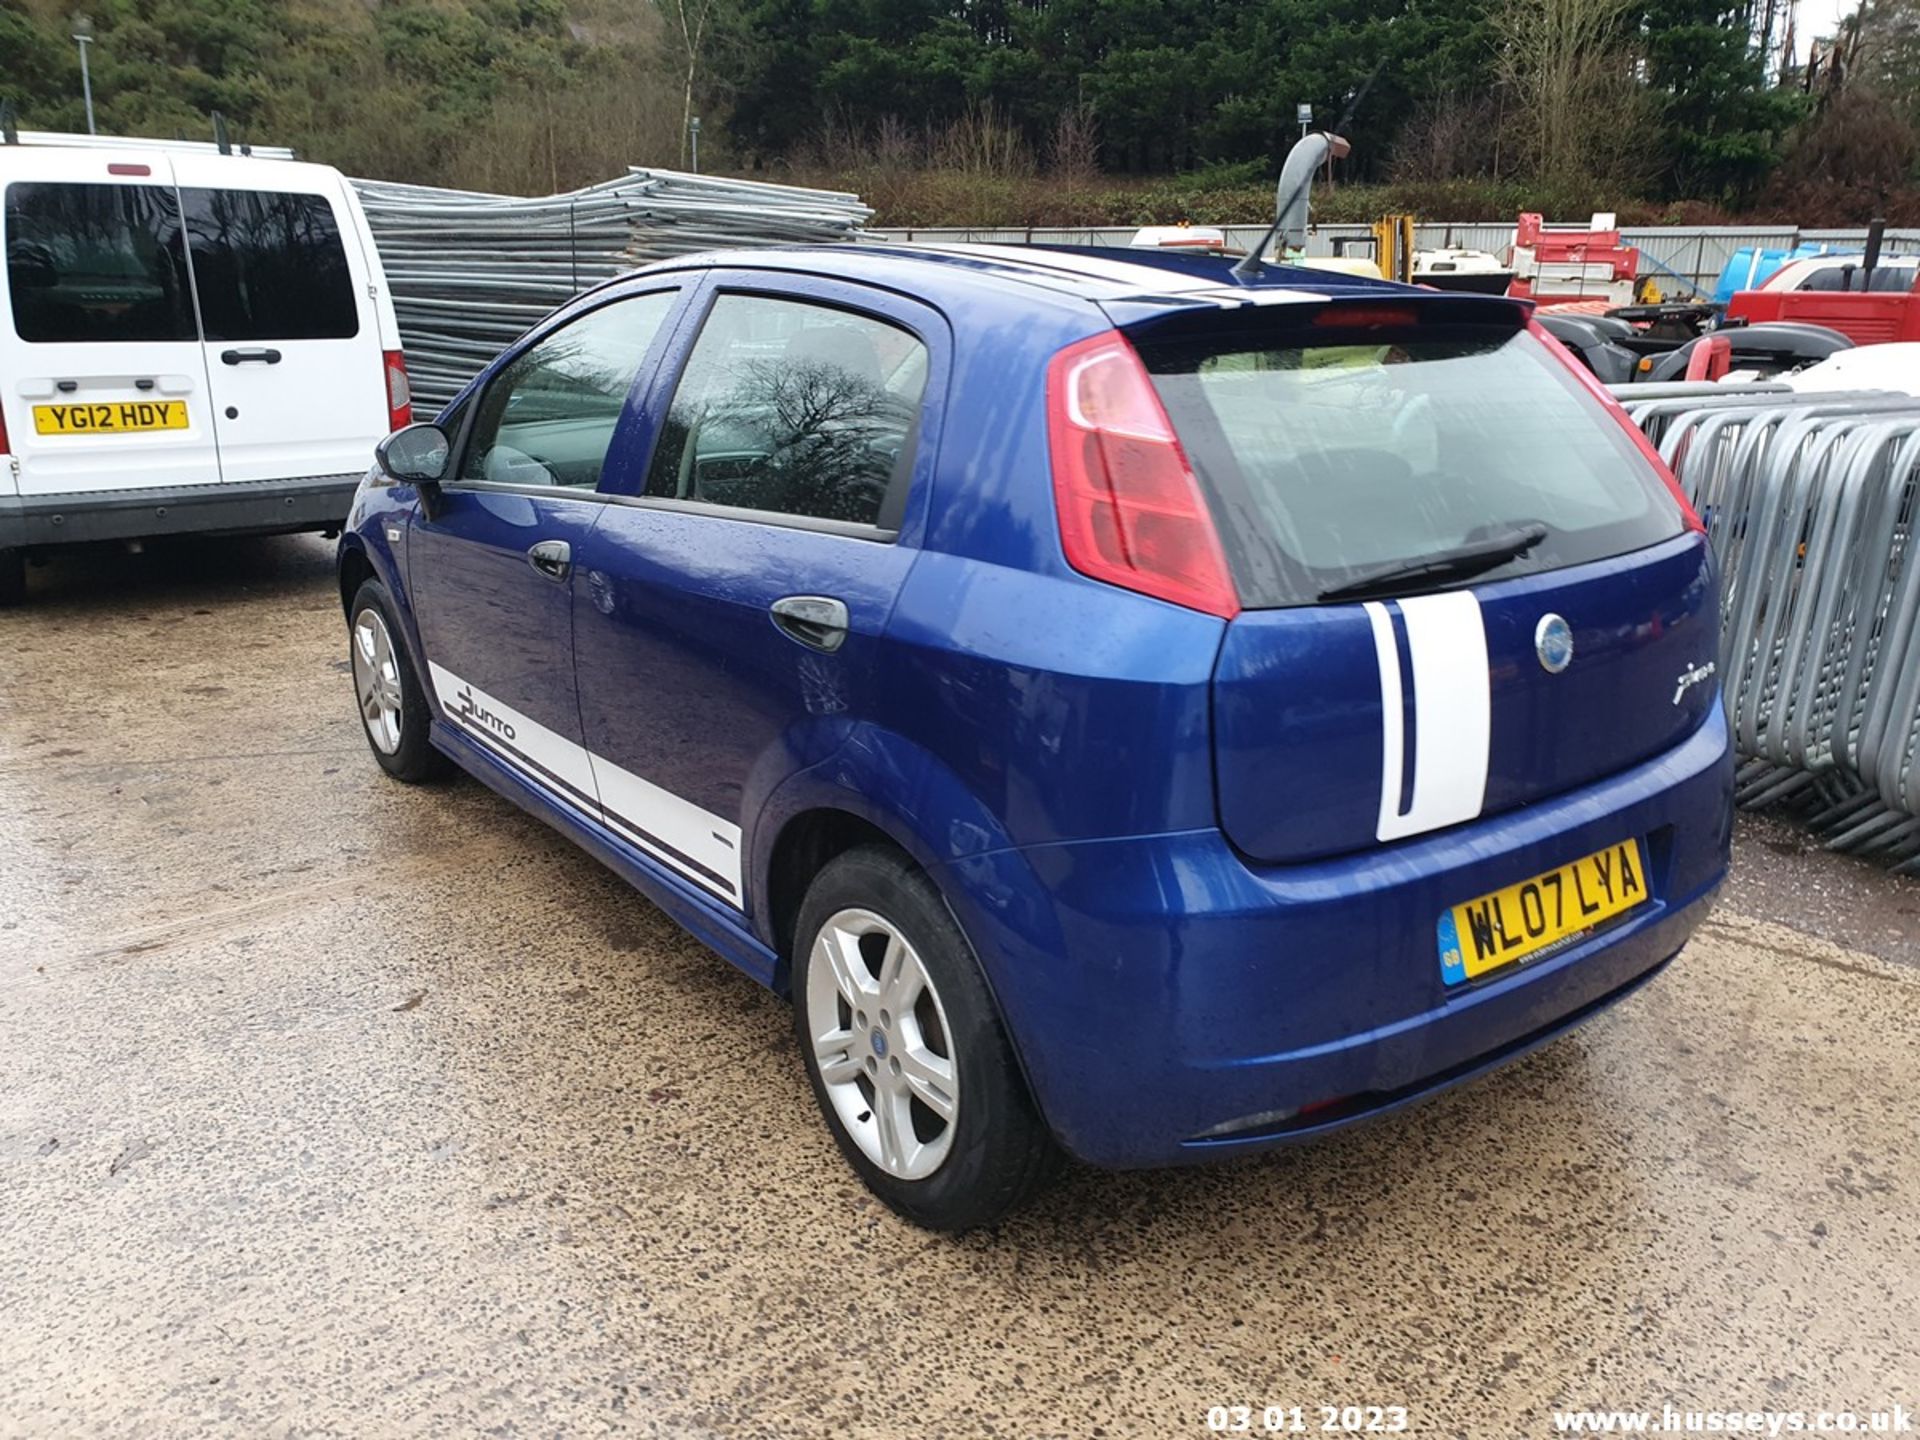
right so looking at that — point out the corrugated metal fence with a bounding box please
[866,224,1920,297]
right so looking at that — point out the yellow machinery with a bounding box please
[1371,214,1416,283]
[1317,214,1415,282]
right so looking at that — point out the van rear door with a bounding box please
[166,156,389,485]
[1,149,222,497]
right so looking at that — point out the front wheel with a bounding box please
[347,577,451,783]
[793,845,1060,1231]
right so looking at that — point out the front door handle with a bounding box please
[770,595,849,653]
[220,348,282,365]
[528,539,572,582]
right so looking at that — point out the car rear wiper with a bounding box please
[1316,524,1549,603]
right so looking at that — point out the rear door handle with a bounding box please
[220,348,282,365]
[770,595,849,652]
[528,539,572,582]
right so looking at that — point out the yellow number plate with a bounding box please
[1438,838,1649,986]
[33,400,189,435]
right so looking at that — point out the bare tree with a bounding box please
[1047,103,1102,197]
[658,0,729,168]
[1387,91,1503,181]
[1495,0,1648,183]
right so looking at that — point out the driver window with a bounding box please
[643,293,927,526]
[459,289,677,490]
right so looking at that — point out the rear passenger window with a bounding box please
[645,294,926,527]
[5,182,196,343]
[179,188,358,341]
[459,290,678,491]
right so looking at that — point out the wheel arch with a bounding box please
[338,537,376,618]
[762,808,901,996]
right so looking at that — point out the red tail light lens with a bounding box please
[382,350,413,431]
[1527,319,1705,535]
[1045,331,1239,619]
[0,400,11,458]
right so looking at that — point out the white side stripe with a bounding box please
[427,663,744,905]
[587,753,744,900]
[1364,592,1492,842]
[429,661,597,798]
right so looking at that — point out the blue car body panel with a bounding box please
[340,242,1733,1169]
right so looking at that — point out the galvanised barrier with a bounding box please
[1613,383,1920,868]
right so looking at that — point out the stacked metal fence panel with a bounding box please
[353,169,871,410]
[1613,383,1920,868]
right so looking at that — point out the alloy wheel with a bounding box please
[351,607,405,755]
[804,907,960,1180]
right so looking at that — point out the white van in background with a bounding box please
[0,135,409,603]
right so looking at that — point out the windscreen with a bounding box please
[1139,323,1689,607]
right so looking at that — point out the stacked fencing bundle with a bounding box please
[352,169,872,410]
[1614,382,1920,869]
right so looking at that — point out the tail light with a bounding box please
[0,400,11,458]
[1045,330,1239,619]
[1527,319,1705,535]
[382,350,413,431]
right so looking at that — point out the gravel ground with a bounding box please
[2,534,1915,1439]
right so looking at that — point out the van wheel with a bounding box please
[348,578,450,783]
[793,845,1060,1231]
[0,549,23,607]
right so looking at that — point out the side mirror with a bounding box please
[376,423,451,486]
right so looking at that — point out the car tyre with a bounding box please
[348,577,451,783]
[793,844,1060,1231]
[0,549,24,607]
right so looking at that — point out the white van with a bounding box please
[0,135,409,602]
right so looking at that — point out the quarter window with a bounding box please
[179,188,358,341]
[4,182,196,343]
[644,294,927,527]
[459,290,678,491]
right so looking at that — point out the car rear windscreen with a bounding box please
[5,182,197,343]
[180,188,359,341]
[1139,323,1689,607]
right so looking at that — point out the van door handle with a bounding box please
[220,348,282,365]
[528,539,571,582]
[770,595,849,652]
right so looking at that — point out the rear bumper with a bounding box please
[0,474,360,549]
[936,704,1735,1169]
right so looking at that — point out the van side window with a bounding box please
[644,294,927,527]
[4,182,197,344]
[179,189,358,342]
[458,290,678,492]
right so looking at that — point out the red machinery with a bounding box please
[1508,213,1641,306]
[1725,219,1920,346]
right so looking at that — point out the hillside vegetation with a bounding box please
[2,0,1918,226]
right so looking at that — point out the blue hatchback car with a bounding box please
[339,243,1733,1230]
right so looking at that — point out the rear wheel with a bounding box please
[348,578,450,783]
[0,549,24,607]
[793,845,1059,1230]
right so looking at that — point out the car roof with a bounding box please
[624,239,1451,315]
[1766,254,1920,290]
